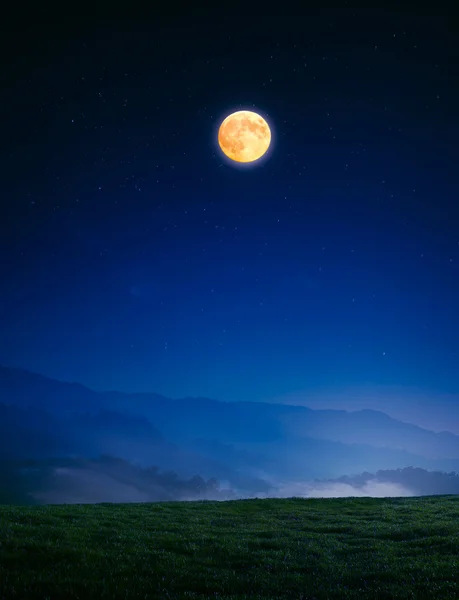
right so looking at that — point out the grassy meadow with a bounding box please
[1,495,458,599]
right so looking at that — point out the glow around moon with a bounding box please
[218,110,271,163]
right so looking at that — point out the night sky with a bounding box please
[1,13,457,422]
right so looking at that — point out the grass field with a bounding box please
[1,495,459,599]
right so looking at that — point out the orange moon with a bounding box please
[218,110,271,163]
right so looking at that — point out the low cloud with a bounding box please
[241,478,414,499]
[303,481,413,498]
[1,456,238,505]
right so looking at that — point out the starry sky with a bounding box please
[0,13,457,419]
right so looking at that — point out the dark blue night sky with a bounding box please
[1,13,457,428]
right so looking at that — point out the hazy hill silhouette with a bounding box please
[0,401,271,496]
[2,365,459,458]
[2,365,459,501]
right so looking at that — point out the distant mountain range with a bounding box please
[2,365,459,502]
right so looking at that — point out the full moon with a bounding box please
[218,110,271,163]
